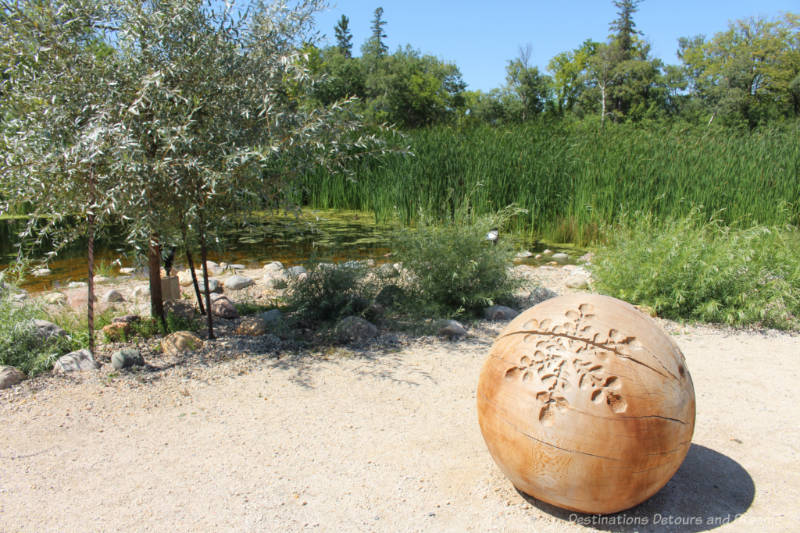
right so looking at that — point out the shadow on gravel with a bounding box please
[518,444,755,532]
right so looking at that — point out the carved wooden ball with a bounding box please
[477,294,695,514]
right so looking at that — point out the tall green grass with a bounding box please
[302,121,800,244]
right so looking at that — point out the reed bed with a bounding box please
[301,121,800,244]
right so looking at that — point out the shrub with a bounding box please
[0,291,77,375]
[591,211,800,329]
[393,215,521,316]
[285,262,379,324]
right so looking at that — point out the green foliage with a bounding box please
[286,262,378,324]
[393,214,521,316]
[0,292,81,376]
[591,212,800,329]
[302,121,800,245]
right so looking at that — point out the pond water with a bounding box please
[0,209,582,293]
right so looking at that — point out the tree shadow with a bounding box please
[518,444,754,532]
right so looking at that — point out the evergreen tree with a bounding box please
[363,6,388,58]
[334,14,352,57]
[609,0,643,60]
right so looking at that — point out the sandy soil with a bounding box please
[1,266,799,532]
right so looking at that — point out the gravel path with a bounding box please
[2,268,799,532]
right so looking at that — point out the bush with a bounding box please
[393,215,520,316]
[286,262,379,324]
[591,211,800,329]
[0,291,77,375]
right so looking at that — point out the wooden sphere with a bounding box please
[477,294,695,514]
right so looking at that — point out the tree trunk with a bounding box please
[148,234,166,330]
[198,213,214,339]
[600,84,607,127]
[86,168,96,357]
[180,221,205,315]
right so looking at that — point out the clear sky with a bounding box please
[312,0,798,92]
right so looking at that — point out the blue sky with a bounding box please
[312,0,798,92]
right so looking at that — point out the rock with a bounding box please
[436,319,467,339]
[178,270,201,286]
[0,366,26,389]
[53,349,99,373]
[102,322,131,342]
[94,275,110,283]
[211,296,239,319]
[119,267,136,275]
[67,281,87,289]
[33,319,67,341]
[263,270,288,289]
[335,316,378,344]
[32,268,51,277]
[578,252,595,264]
[375,284,404,308]
[376,263,399,278]
[534,253,543,260]
[113,314,140,324]
[11,292,27,302]
[236,316,269,336]
[484,305,520,321]
[111,349,144,370]
[515,250,533,259]
[229,264,245,271]
[262,261,284,273]
[259,309,284,327]
[102,289,125,303]
[43,292,67,305]
[162,331,204,355]
[197,278,221,294]
[542,249,553,255]
[565,269,591,289]
[131,285,150,299]
[530,287,558,305]
[205,261,221,275]
[286,265,307,277]
[164,300,196,321]
[223,275,254,290]
[552,252,569,264]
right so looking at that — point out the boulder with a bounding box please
[197,278,221,294]
[263,270,288,289]
[286,265,307,277]
[67,281,87,289]
[102,289,125,303]
[211,296,239,319]
[32,268,51,277]
[164,300,196,321]
[552,252,569,264]
[43,292,67,306]
[515,250,533,259]
[94,276,110,283]
[262,261,284,273]
[530,287,558,305]
[376,263,399,278]
[161,331,204,356]
[178,270,201,287]
[565,268,591,289]
[204,261,221,275]
[11,292,27,302]
[534,253,543,260]
[542,249,553,255]
[259,309,284,327]
[235,316,269,336]
[131,285,150,299]
[436,319,467,339]
[578,252,595,264]
[119,267,136,275]
[111,348,144,370]
[335,316,378,344]
[102,322,131,342]
[223,275,254,290]
[33,319,67,341]
[53,349,99,373]
[0,366,26,389]
[483,305,520,321]
[229,264,245,271]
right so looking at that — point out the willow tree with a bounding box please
[0,0,132,356]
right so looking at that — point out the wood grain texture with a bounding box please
[477,294,695,514]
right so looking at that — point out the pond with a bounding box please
[0,209,583,292]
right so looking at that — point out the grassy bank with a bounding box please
[302,121,800,244]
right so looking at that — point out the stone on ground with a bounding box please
[211,296,239,319]
[223,275,254,290]
[483,305,519,321]
[236,316,269,336]
[111,349,144,370]
[0,366,26,389]
[436,319,467,339]
[102,289,125,303]
[335,316,378,344]
[53,349,99,373]
[161,331,204,356]
[33,319,67,341]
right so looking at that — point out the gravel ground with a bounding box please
[1,266,799,532]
